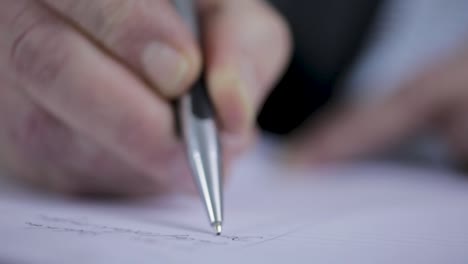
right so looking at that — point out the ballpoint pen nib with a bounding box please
[214,222,222,236]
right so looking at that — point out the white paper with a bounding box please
[1,140,468,264]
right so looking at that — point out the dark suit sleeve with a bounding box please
[258,0,383,135]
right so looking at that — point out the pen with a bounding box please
[173,0,224,235]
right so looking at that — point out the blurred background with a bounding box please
[258,0,468,165]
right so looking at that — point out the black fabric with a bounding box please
[258,0,383,135]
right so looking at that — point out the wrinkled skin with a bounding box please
[0,0,291,195]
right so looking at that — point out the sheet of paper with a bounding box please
[1,139,468,264]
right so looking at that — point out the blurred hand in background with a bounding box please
[289,42,468,167]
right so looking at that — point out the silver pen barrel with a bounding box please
[180,95,223,234]
[174,0,224,235]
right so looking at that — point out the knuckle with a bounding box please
[7,108,118,194]
[95,0,176,59]
[2,107,76,191]
[10,21,73,89]
[46,0,150,45]
[81,0,155,63]
[94,0,143,41]
[2,0,38,29]
[14,108,70,163]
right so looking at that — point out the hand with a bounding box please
[288,42,468,167]
[0,0,291,195]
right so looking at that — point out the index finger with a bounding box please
[2,0,180,183]
[41,0,201,98]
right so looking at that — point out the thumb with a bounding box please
[199,0,291,136]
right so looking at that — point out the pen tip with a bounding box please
[214,222,222,235]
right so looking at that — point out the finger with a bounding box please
[2,0,183,186]
[287,77,443,165]
[0,76,171,195]
[40,0,201,97]
[199,0,291,134]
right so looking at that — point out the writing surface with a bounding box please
[1,140,468,264]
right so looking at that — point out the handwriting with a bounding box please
[24,215,267,249]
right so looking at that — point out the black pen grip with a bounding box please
[190,76,214,119]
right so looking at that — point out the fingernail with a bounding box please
[210,62,256,133]
[143,42,189,97]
